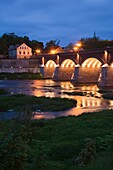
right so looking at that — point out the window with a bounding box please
[23,51,25,54]
[19,51,21,54]
[28,52,29,55]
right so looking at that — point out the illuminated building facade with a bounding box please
[8,43,32,59]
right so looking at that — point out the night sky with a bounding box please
[0,0,113,46]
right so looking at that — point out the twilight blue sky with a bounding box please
[0,0,113,46]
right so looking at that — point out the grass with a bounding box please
[1,110,113,169]
[0,72,43,80]
[0,94,77,112]
[28,110,113,169]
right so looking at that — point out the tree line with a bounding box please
[0,33,61,56]
[0,33,44,56]
[0,32,113,56]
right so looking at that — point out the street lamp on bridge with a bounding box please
[50,49,56,54]
[73,42,82,52]
[36,49,41,54]
[76,42,82,47]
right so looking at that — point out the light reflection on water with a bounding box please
[0,79,113,119]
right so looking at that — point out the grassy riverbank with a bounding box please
[0,72,43,80]
[1,110,113,169]
[0,94,76,112]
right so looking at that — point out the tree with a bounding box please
[80,36,100,50]
[44,40,60,53]
[64,43,74,52]
[29,40,44,54]
[0,33,44,56]
[80,33,113,50]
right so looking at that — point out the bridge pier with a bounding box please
[39,65,45,77]
[71,64,81,85]
[71,64,101,85]
[97,64,113,89]
[39,57,45,77]
[52,65,60,81]
[40,65,55,78]
[52,65,75,81]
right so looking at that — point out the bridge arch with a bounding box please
[80,58,102,83]
[44,60,57,78]
[80,53,105,66]
[61,59,76,68]
[45,60,57,67]
[55,59,76,80]
[81,58,102,68]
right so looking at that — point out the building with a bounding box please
[55,47,65,53]
[8,43,32,59]
[50,47,65,54]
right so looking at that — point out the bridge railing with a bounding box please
[34,46,113,58]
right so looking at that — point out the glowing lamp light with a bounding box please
[73,42,82,52]
[50,50,56,54]
[36,49,41,53]
[76,42,82,47]
[73,47,78,51]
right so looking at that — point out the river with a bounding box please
[0,79,113,119]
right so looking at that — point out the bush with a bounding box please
[74,138,96,166]
[0,126,28,170]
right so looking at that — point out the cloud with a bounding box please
[0,0,113,45]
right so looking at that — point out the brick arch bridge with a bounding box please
[38,47,113,87]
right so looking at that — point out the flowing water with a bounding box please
[0,79,113,119]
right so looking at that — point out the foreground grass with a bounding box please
[1,110,113,169]
[0,94,76,112]
[0,72,43,80]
